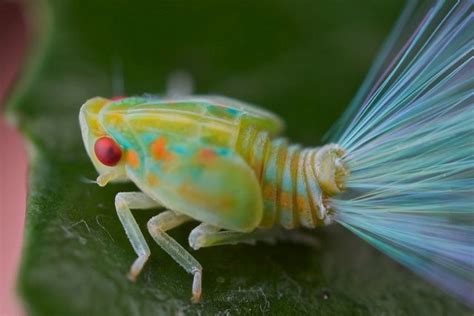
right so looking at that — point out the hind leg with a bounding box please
[189,223,320,250]
[188,223,282,250]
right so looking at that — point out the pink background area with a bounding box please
[0,121,26,316]
[0,1,29,315]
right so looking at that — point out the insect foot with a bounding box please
[127,254,150,281]
[191,267,203,303]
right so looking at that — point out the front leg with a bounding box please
[114,192,160,281]
[146,211,202,303]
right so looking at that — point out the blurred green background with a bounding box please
[8,0,470,315]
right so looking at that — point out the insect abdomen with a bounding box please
[236,128,332,229]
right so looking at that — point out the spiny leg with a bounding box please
[189,224,320,250]
[146,211,203,303]
[188,223,278,250]
[115,192,161,281]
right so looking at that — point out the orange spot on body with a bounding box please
[147,173,159,186]
[178,184,233,210]
[126,150,139,168]
[150,137,172,161]
[263,185,275,199]
[197,148,216,163]
[278,191,291,209]
[296,195,308,210]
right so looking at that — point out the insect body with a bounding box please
[80,1,474,306]
[79,95,346,302]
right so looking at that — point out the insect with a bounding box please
[80,94,346,302]
[79,0,473,306]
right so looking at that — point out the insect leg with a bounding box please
[188,223,278,250]
[146,211,202,303]
[115,192,161,281]
[189,223,320,250]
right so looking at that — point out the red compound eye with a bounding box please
[94,136,122,166]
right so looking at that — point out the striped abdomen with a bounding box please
[235,128,334,229]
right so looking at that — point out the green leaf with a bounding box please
[10,0,470,315]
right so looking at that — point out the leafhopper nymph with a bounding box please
[79,0,473,306]
[79,95,347,302]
